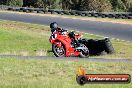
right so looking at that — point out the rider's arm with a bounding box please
[58,27,67,32]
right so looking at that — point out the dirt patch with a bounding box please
[0,50,47,56]
[35,50,47,56]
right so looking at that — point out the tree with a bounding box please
[23,0,61,9]
[3,0,132,12]
[0,0,7,5]
[80,0,112,12]
[122,0,132,11]
[34,0,45,8]
[109,0,132,12]
[116,0,126,11]
[6,0,23,7]
[70,0,84,10]
[47,0,59,9]
[60,0,72,10]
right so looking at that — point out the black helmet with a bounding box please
[50,22,58,29]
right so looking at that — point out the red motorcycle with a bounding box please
[49,30,89,58]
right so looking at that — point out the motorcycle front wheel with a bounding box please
[52,43,65,57]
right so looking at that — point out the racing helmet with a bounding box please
[50,22,58,29]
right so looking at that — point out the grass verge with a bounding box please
[0,20,132,58]
[0,58,131,88]
[0,20,51,56]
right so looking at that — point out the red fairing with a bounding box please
[49,30,81,57]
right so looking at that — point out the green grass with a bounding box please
[0,20,132,58]
[0,58,131,88]
[96,40,132,59]
[0,20,51,56]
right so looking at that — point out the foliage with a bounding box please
[1,0,132,12]
[80,0,112,12]
[6,0,23,7]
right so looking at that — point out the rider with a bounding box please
[50,22,79,47]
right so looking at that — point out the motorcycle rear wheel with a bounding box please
[79,45,89,58]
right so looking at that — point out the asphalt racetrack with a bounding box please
[0,55,132,62]
[0,11,132,41]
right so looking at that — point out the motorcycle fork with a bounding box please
[54,42,62,48]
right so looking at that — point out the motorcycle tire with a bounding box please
[103,38,115,54]
[52,44,66,57]
[79,44,89,58]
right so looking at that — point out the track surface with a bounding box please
[0,55,132,62]
[0,12,132,41]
